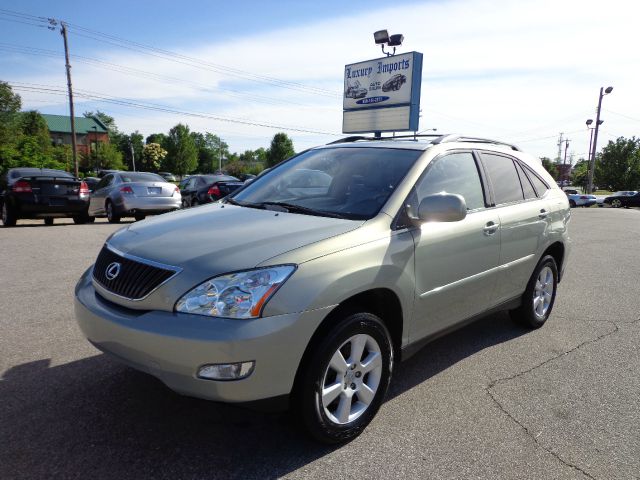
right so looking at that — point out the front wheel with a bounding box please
[44,218,54,226]
[295,312,393,444]
[569,200,576,208]
[134,213,146,221]
[611,199,622,208]
[510,255,558,328]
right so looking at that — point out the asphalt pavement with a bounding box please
[1,208,638,480]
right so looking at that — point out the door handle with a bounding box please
[538,209,548,219]
[483,221,499,235]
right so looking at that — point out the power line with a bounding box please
[0,43,338,110]
[9,82,340,136]
[0,8,340,99]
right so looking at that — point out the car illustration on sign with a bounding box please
[382,74,407,92]
[345,80,368,99]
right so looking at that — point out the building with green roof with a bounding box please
[41,114,110,156]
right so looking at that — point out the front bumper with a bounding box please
[74,268,332,403]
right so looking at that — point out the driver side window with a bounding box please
[412,152,486,212]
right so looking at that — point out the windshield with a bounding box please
[231,147,422,220]
[120,172,166,183]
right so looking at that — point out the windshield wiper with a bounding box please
[256,201,348,219]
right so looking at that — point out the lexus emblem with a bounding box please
[105,262,121,280]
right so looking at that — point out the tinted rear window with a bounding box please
[202,175,239,183]
[11,169,73,179]
[482,154,524,204]
[119,173,165,183]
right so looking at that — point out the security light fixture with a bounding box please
[586,119,593,126]
[374,30,389,45]
[388,34,404,47]
[374,29,404,56]
[604,86,613,94]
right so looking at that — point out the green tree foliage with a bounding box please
[83,110,117,134]
[540,157,558,180]
[0,81,22,144]
[166,123,198,176]
[596,137,640,191]
[146,133,168,146]
[571,159,589,190]
[142,142,167,171]
[117,131,144,171]
[191,132,228,173]
[95,142,125,170]
[266,132,295,167]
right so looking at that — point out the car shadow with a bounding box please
[0,312,526,479]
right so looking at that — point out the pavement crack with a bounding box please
[486,320,620,480]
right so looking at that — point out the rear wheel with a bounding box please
[191,198,199,207]
[106,201,121,223]
[1,202,17,227]
[510,255,558,329]
[134,213,146,221]
[569,200,576,208]
[611,198,622,208]
[295,312,393,444]
[44,218,54,226]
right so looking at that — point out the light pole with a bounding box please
[587,86,613,193]
[92,126,98,174]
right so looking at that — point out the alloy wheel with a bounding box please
[533,266,554,319]
[321,333,382,425]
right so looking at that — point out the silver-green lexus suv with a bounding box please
[75,134,570,443]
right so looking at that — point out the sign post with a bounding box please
[342,51,423,135]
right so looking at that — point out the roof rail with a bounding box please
[432,134,521,151]
[327,136,376,144]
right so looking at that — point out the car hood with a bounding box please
[106,203,363,277]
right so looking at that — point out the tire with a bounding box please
[1,201,17,227]
[510,255,558,329]
[106,201,121,223]
[611,199,622,208]
[86,216,96,223]
[295,312,393,444]
[569,200,576,208]
[134,213,146,221]
[44,218,54,226]
[191,198,199,207]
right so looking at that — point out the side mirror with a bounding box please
[413,193,467,223]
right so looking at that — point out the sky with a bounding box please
[1,0,639,163]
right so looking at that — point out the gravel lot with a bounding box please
[1,208,639,480]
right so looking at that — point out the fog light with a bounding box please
[197,361,255,381]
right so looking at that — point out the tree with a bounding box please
[117,131,144,171]
[95,142,125,170]
[191,131,228,173]
[540,157,558,180]
[20,111,51,151]
[596,137,640,191]
[571,159,589,191]
[142,142,167,171]
[165,123,198,176]
[83,110,117,134]
[146,133,167,146]
[266,132,295,167]
[0,81,22,150]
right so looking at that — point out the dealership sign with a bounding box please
[342,51,423,134]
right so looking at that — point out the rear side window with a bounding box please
[524,166,549,197]
[414,152,486,211]
[482,153,524,204]
[514,162,537,200]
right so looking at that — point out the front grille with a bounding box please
[93,246,177,300]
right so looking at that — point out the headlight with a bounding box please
[175,265,296,319]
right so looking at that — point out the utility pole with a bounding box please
[60,22,79,177]
[557,133,564,164]
[129,142,136,172]
[562,139,570,184]
[587,86,613,194]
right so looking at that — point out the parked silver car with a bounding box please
[75,135,570,443]
[88,171,181,222]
